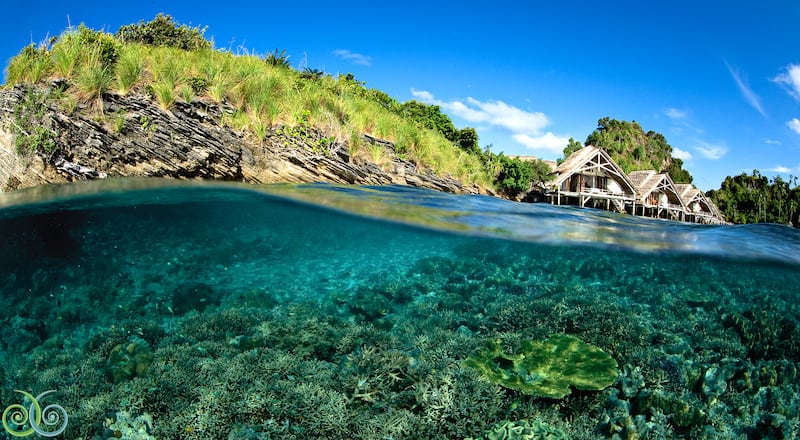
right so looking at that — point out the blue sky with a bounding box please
[2,1,800,190]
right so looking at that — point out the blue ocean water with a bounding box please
[0,179,798,439]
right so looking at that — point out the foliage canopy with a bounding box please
[707,170,800,226]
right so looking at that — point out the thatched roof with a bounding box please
[628,170,685,208]
[675,183,721,218]
[628,170,658,195]
[550,146,636,195]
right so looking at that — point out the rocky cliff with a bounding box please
[0,84,480,194]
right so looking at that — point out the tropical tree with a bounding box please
[300,67,324,80]
[561,137,583,161]
[457,127,480,155]
[265,48,291,68]
[707,170,800,226]
[398,100,458,142]
[664,157,692,183]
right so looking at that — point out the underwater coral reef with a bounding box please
[0,187,798,439]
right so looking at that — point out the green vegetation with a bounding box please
[707,170,800,226]
[573,117,693,184]
[115,13,210,51]
[10,86,59,155]
[464,335,618,399]
[491,154,552,197]
[3,15,556,194]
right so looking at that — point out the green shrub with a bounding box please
[495,154,534,196]
[12,87,58,155]
[76,24,120,68]
[264,48,291,68]
[116,14,211,51]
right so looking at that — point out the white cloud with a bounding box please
[665,108,687,119]
[787,118,800,135]
[725,61,766,116]
[410,89,434,102]
[411,89,549,133]
[769,165,793,174]
[442,100,489,124]
[772,64,800,101]
[512,133,570,155]
[765,139,782,145]
[411,89,564,153]
[464,97,550,133]
[672,147,692,161]
[694,140,728,160]
[332,49,372,66]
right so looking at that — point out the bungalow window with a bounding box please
[584,175,607,191]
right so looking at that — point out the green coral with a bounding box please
[634,390,707,428]
[467,419,570,440]
[464,335,618,399]
[105,336,154,383]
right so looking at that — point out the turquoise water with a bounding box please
[0,179,798,439]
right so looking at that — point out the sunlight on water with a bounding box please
[261,182,800,265]
[0,179,798,439]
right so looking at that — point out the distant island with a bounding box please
[1,14,797,227]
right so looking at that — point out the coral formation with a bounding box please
[724,309,800,361]
[100,411,155,440]
[466,419,569,440]
[105,337,154,383]
[0,185,798,438]
[464,335,619,398]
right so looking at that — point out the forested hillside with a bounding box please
[563,117,693,184]
[707,171,800,226]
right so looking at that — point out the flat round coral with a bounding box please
[464,334,618,399]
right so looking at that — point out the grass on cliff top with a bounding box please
[3,24,493,188]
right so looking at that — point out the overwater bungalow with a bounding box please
[674,183,723,224]
[545,146,637,213]
[628,170,686,221]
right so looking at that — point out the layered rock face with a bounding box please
[0,85,477,194]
